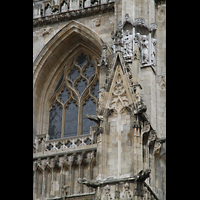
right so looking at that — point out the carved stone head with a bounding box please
[104,185,110,194]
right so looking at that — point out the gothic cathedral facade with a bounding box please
[33,1,166,200]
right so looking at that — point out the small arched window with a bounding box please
[48,53,99,140]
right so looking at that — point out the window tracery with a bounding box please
[48,53,99,140]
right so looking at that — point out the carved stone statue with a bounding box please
[70,0,79,10]
[141,35,149,64]
[45,5,51,16]
[61,2,68,12]
[111,22,123,52]
[99,43,108,66]
[134,96,147,115]
[53,0,58,5]
[136,169,151,182]
[61,185,69,197]
[151,38,157,66]
[86,114,103,125]
[86,114,104,135]
[78,169,151,188]
[77,177,100,188]
[134,33,141,46]
[123,30,133,60]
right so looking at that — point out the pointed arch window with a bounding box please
[48,53,99,140]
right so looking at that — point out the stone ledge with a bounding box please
[46,192,95,200]
[33,2,114,27]
[33,144,97,160]
[141,63,156,75]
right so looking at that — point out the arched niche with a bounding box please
[33,20,111,138]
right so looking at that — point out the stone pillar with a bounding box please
[86,152,93,192]
[114,184,120,200]
[99,44,109,90]
[133,181,145,200]
[67,155,74,195]
[42,170,46,199]
[132,116,139,175]
[149,150,155,193]
[132,32,142,98]
[140,66,156,129]
[77,153,83,193]
[60,165,63,197]
[50,169,54,197]
[69,164,72,195]
[148,32,152,66]
[131,114,143,178]
[117,113,122,177]
[121,0,135,23]
[33,171,36,199]
[114,0,122,30]
[96,112,108,180]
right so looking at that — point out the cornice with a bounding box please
[33,2,114,28]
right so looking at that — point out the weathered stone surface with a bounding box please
[33,1,166,199]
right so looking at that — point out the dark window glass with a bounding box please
[91,80,99,98]
[48,53,99,139]
[64,100,78,137]
[66,141,72,148]
[75,77,86,95]
[84,63,95,79]
[82,97,96,135]
[76,53,87,67]
[68,66,79,81]
[48,102,62,140]
[58,86,70,104]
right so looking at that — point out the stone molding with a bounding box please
[33,148,97,169]
[33,144,97,160]
[33,2,114,27]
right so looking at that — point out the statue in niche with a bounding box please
[53,0,58,5]
[134,33,141,46]
[141,35,149,64]
[91,0,98,5]
[61,2,68,12]
[151,38,157,66]
[70,0,79,10]
[84,0,91,8]
[123,30,133,60]
[61,185,69,197]
[45,4,51,16]
[111,22,123,50]
[99,43,108,66]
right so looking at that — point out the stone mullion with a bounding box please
[138,123,143,174]
[77,153,84,194]
[67,154,74,195]
[61,106,65,138]
[77,103,83,136]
